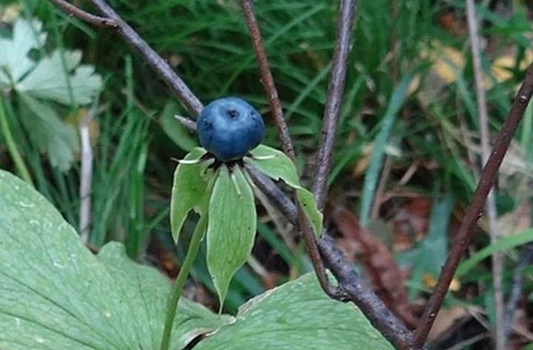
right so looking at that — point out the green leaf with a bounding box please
[18,50,102,106]
[247,144,323,235]
[248,144,300,187]
[359,71,416,227]
[207,165,256,306]
[17,92,78,171]
[456,228,533,278]
[160,101,198,152]
[0,170,230,349]
[170,147,214,243]
[194,274,394,350]
[0,19,46,86]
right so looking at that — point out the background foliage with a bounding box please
[1,0,533,348]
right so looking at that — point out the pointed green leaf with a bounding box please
[0,170,231,350]
[207,165,256,306]
[195,274,394,350]
[247,144,300,187]
[170,147,214,243]
[296,187,322,236]
[160,102,198,152]
[247,144,323,236]
[17,92,78,171]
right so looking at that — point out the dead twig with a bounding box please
[414,63,533,346]
[47,0,117,27]
[79,110,94,243]
[239,0,345,300]
[46,0,203,116]
[465,1,505,348]
[312,0,357,210]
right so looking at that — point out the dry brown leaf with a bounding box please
[427,307,469,341]
[499,201,532,237]
[392,198,431,251]
[333,207,417,328]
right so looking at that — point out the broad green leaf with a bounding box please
[195,274,394,350]
[160,101,198,152]
[0,170,230,349]
[17,92,78,171]
[247,144,323,235]
[0,19,46,86]
[170,147,214,243]
[18,50,102,106]
[207,165,256,306]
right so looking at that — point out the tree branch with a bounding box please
[312,0,357,210]
[239,0,344,300]
[414,63,533,346]
[47,0,117,27]
[46,0,204,116]
[239,0,295,161]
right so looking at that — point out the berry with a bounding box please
[197,97,265,162]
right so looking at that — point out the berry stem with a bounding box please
[160,216,207,350]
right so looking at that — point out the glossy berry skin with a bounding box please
[197,97,265,162]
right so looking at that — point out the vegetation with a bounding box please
[1,0,533,348]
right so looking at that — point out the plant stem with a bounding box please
[160,216,206,350]
[0,96,34,187]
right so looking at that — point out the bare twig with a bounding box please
[239,0,295,161]
[174,115,197,132]
[239,0,345,300]
[312,0,357,210]
[47,0,117,27]
[79,111,94,244]
[504,242,533,342]
[465,1,505,348]
[246,165,419,350]
[414,64,533,346]
[46,0,204,116]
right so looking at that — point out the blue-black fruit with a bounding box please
[197,97,265,161]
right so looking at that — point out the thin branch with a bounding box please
[239,0,344,300]
[465,1,505,348]
[312,0,357,210]
[246,165,419,350]
[46,0,204,116]
[79,111,94,244]
[504,242,533,342]
[414,63,533,346]
[47,0,117,27]
[239,0,295,161]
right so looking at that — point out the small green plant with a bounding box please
[162,97,323,349]
[0,19,102,174]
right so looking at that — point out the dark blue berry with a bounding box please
[197,97,265,161]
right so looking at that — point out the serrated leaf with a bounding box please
[247,144,323,235]
[0,19,46,86]
[17,92,78,171]
[0,170,231,350]
[18,50,102,105]
[170,147,214,243]
[195,274,394,350]
[207,165,256,307]
[160,102,198,152]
